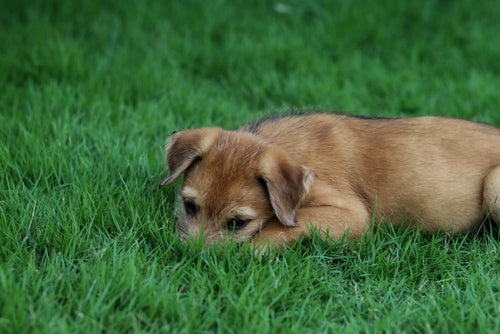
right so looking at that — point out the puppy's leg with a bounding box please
[253,204,369,249]
[484,165,500,224]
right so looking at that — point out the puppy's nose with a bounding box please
[173,220,189,243]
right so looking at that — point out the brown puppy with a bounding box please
[160,113,500,249]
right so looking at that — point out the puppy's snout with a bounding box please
[174,219,188,242]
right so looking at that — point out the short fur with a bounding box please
[160,113,500,249]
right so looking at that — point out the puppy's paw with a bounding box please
[250,238,282,258]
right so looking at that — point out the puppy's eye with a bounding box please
[183,200,197,217]
[226,218,248,231]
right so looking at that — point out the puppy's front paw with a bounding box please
[250,239,276,257]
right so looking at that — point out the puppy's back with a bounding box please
[240,113,500,159]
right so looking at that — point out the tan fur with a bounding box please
[160,114,500,249]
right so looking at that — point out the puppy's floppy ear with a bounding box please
[159,128,222,187]
[259,150,315,226]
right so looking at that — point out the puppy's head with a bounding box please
[160,128,315,245]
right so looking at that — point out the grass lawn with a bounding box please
[2,0,500,332]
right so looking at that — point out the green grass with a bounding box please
[1,0,500,332]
